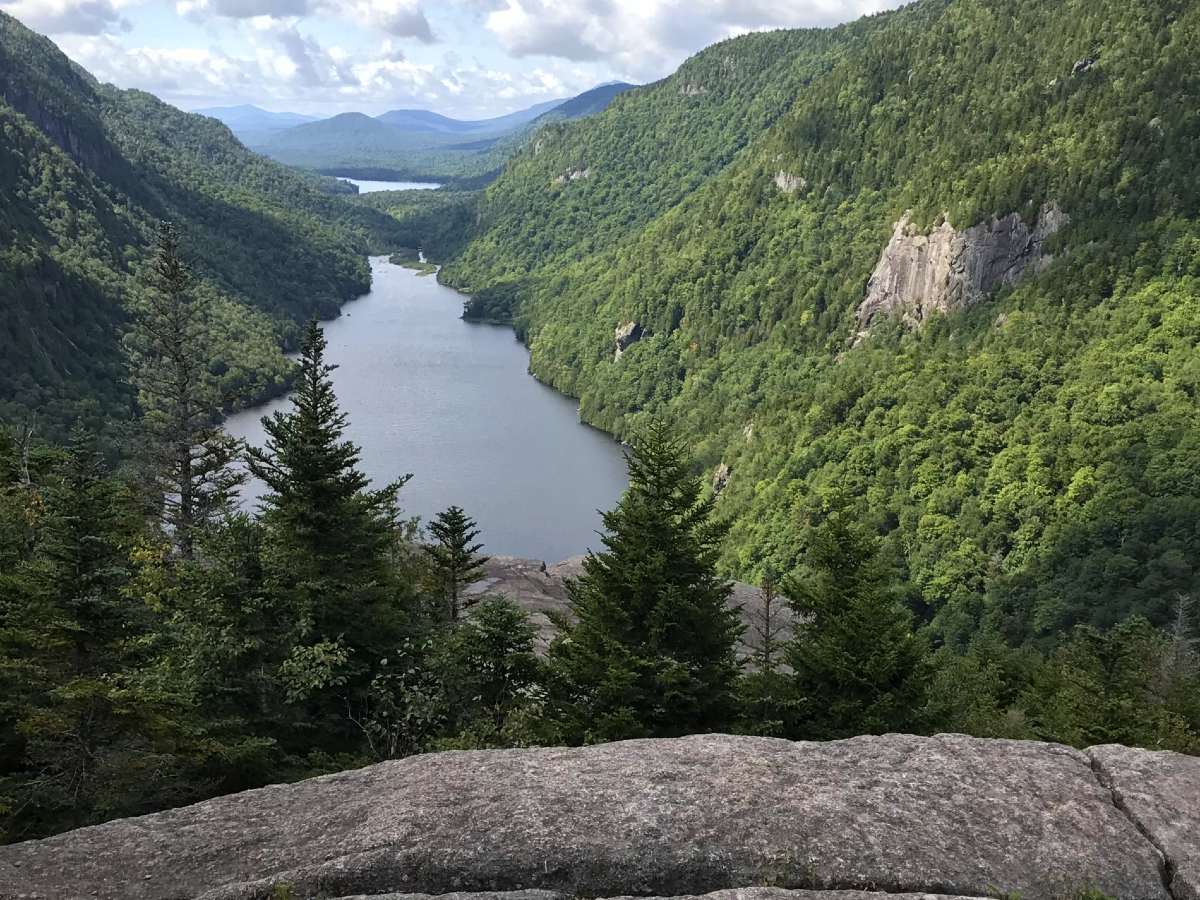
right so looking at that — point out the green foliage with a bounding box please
[128,223,245,557]
[547,422,743,742]
[247,322,415,745]
[783,504,928,739]
[0,11,406,434]
[423,505,490,622]
[438,0,1200,645]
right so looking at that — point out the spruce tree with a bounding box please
[424,505,489,622]
[547,420,742,742]
[247,320,413,740]
[784,506,927,739]
[128,222,243,558]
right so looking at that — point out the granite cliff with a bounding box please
[854,203,1068,340]
[0,733,1196,900]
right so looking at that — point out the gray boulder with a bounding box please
[0,733,1173,900]
[461,556,794,661]
[1090,744,1200,900]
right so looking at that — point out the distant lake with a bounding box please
[340,178,442,193]
[225,257,628,563]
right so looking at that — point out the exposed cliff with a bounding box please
[1,733,1195,900]
[854,203,1068,340]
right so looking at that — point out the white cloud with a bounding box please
[484,0,903,79]
[174,0,434,42]
[55,28,596,117]
[0,0,132,34]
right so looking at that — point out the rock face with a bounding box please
[613,321,643,359]
[773,171,806,194]
[1090,744,1200,900]
[712,463,732,495]
[0,733,1182,900]
[462,556,794,660]
[854,203,1067,339]
[553,167,591,185]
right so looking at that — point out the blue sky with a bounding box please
[0,0,906,117]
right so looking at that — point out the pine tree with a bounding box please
[783,505,927,739]
[246,320,413,741]
[736,571,797,736]
[547,420,742,742]
[424,505,489,622]
[128,222,243,558]
[0,429,189,838]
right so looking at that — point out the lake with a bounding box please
[340,178,442,193]
[225,257,629,563]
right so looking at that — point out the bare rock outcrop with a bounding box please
[1090,744,1200,900]
[613,321,643,359]
[0,733,1178,900]
[552,167,591,186]
[773,172,806,194]
[854,203,1067,340]
[462,556,794,658]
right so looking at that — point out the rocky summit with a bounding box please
[1,733,1197,900]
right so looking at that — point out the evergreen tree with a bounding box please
[0,429,188,839]
[424,505,489,622]
[246,321,413,743]
[443,596,543,744]
[736,572,798,736]
[547,421,742,742]
[783,505,927,740]
[128,223,244,558]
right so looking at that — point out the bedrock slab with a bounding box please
[332,892,986,900]
[0,734,1171,900]
[1089,744,1200,900]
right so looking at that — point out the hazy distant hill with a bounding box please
[195,104,319,144]
[249,87,636,182]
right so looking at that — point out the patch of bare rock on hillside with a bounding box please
[461,556,794,658]
[1,733,1193,900]
[854,202,1067,340]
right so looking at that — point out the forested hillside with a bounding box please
[0,11,403,431]
[440,0,1200,645]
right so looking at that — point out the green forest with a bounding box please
[434,0,1200,649]
[2,228,1196,845]
[2,0,1200,848]
[0,11,405,435]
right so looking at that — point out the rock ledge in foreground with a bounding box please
[0,733,1181,900]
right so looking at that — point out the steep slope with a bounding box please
[534,82,636,123]
[0,12,403,430]
[440,0,1200,643]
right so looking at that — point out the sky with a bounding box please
[1,0,907,118]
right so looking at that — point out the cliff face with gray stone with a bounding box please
[1,733,1196,900]
[854,203,1067,340]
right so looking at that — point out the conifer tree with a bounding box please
[128,222,243,558]
[424,505,489,622]
[0,429,187,838]
[246,321,413,739]
[784,505,927,739]
[547,420,742,742]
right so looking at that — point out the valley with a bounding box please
[225,258,628,562]
[1,0,1199,866]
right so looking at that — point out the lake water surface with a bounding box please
[225,258,628,562]
[340,178,442,193]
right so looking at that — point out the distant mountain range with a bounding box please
[200,85,637,184]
